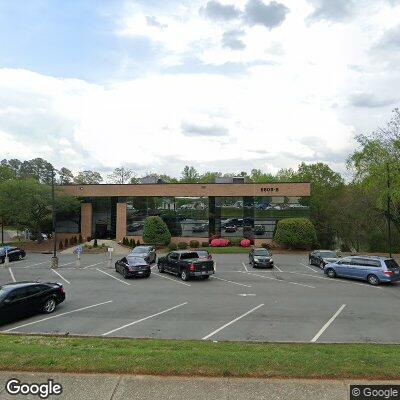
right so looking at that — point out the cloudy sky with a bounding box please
[1,0,400,179]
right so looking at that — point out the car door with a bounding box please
[2,288,28,319]
[347,258,367,280]
[335,257,353,277]
[6,247,17,261]
[167,253,179,274]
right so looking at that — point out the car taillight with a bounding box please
[59,287,65,294]
[384,271,394,276]
[189,263,196,271]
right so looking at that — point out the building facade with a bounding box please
[58,182,310,245]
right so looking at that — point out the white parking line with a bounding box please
[210,276,252,288]
[9,267,16,282]
[202,303,264,340]
[51,269,70,285]
[96,269,131,285]
[300,262,319,273]
[59,261,76,267]
[311,304,346,343]
[274,264,283,272]
[2,300,113,332]
[102,302,188,336]
[152,272,191,287]
[280,271,383,289]
[237,271,315,289]
[83,261,106,269]
[242,262,248,272]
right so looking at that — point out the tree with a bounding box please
[107,167,133,184]
[19,158,54,184]
[349,108,400,236]
[0,164,15,182]
[250,169,276,183]
[142,216,171,246]
[199,171,222,183]
[74,170,103,184]
[180,166,199,183]
[1,159,22,177]
[58,167,74,184]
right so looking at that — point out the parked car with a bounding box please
[249,248,274,268]
[324,256,400,285]
[130,245,156,263]
[115,256,151,279]
[28,232,48,241]
[0,246,26,263]
[224,224,238,233]
[309,250,341,268]
[254,225,266,235]
[192,223,208,233]
[0,281,65,325]
[157,250,215,281]
[127,223,143,232]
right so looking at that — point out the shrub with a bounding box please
[78,234,83,244]
[229,237,241,247]
[136,240,141,245]
[189,240,199,248]
[93,238,98,248]
[59,241,64,250]
[64,238,69,247]
[168,242,178,251]
[201,241,209,247]
[274,218,317,249]
[240,239,251,247]
[130,238,135,248]
[142,216,171,246]
[177,242,188,249]
[210,238,230,247]
[261,242,271,250]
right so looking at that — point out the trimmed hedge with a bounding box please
[201,242,209,247]
[274,218,317,249]
[142,216,171,246]
[177,242,188,250]
[168,242,178,251]
[189,240,199,248]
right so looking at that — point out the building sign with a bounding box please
[260,187,279,193]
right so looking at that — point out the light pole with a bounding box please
[386,163,393,258]
[51,169,59,268]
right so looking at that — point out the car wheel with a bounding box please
[43,298,56,314]
[18,254,24,260]
[145,273,151,278]
[326,268,336,278]
[158,263,165,273]
[181,269,190,281]
[367,274,380,286]
[309,258,313,266]
[123,269,129,279]
[0,257,4,264]
[202,275,209,280]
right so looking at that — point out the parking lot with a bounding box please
[1,251,400,343]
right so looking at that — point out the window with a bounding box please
[180,252,199,260]
[169,253,179,261]
[385,259,400,269]
[25,286,44,296]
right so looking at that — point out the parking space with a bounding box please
[1,252,400,343]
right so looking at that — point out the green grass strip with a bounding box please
[0,334,399,378]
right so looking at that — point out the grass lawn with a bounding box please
[0,334,399,379]
[202,246,250,254]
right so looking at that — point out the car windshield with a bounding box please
[180,252,199,260]
[196,251,209,257]
[385,259,400,269]
[132,247,149,253]
[0,286,11,301]
[254,250,269,256]
[127,257,148,266]
[320,251,338,258]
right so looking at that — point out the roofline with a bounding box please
[60,182,311,187]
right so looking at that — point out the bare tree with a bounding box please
[107,167,133,184]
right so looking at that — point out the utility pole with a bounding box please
[51,169,59,268]
[387,163,392,258]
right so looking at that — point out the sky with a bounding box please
[1,0,400,179]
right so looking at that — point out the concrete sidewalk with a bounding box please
[0,372,398,400]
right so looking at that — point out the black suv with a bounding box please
[249,248,274,268]
[0,282,65,325]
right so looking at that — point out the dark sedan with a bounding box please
[0,246,26,263]
[309,250,341,269]
[249,248,274,268]
[115,256,151,279]
[192,223,208,233]
[130,245,156,263]
[0,281,65,325]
